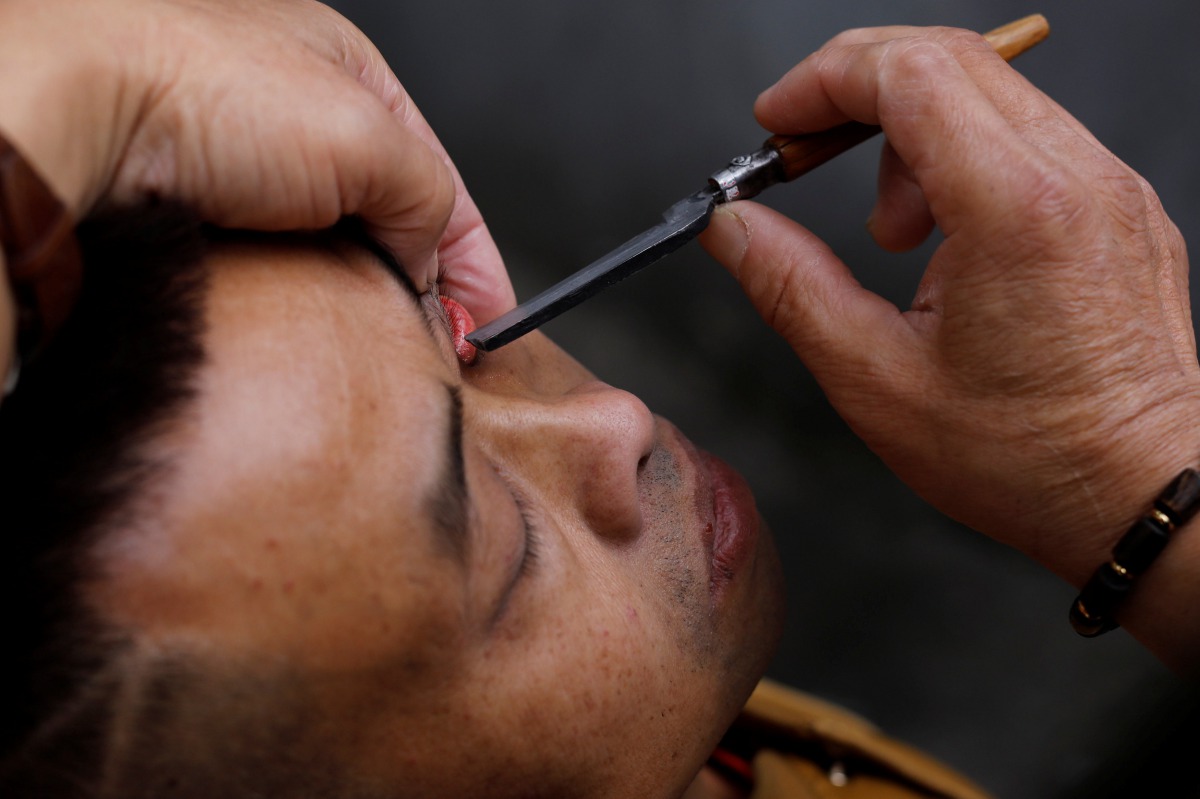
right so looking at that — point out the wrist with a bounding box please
[1063,391,1200,673]
[1035,384,1200,585]
[1120,513,1200,674]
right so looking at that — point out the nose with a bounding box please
[480,380,657,541]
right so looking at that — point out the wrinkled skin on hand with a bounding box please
[700,25,1200,673]
[0,0,513,321]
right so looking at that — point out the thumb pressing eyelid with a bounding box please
[347,109,458,295]
[338,42,517,322]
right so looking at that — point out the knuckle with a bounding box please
[876,28,992,88]
[1089,163,1178,247]
[1131,178,1187,261]
[1105,171,1154,227]
[1014,161,1095,234]
[928,26,991,58]
[882,36,958,74]
[824,26,876,49]
[1162,215,1187,261]
[873,38,959,105]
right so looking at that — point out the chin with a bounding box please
[717,518,786,718]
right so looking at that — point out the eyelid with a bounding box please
[511,489,540,579]
[488,471,541,627]
[420,287,455,340]
[422,286,479,367]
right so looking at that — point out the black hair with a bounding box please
[0,208,417,798]
[0,202,211,795]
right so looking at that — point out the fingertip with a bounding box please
[342,85,456,291]
[699,205,752,276]
[364,220,439,294]
[753,76,801,133]
[437,256,517,326]
[865,199,936,253]
[418,254,440,294]
[864,207,904,253]
[869,142,936,252]
[435,214,518,324]
[752,84,778,124]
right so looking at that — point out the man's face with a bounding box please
[92,238,785,798]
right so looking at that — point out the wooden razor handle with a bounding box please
[763,14,1050,183]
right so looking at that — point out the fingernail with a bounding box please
[705,205,751,265]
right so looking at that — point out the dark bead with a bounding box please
[1156,468,1200,525]
[1070,467,1200,638]
[1075,563,1132,622]
[1070,599,1116,637]
[1113,517,1170,574]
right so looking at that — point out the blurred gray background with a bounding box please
[326,1,1200,796]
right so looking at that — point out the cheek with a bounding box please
[443,577,721,793]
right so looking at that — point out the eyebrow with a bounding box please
[426,384,470,565]
[328,222,471,563]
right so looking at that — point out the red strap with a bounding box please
[707,745,755,788]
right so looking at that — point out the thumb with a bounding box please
[342,109,457,293]
[699,203,923,402]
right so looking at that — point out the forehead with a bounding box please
[197,239,447,499]
[92,239,465,669]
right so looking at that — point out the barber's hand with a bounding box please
[0,0,512,320]
[700,25,1200,666]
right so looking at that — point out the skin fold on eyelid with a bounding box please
[514,492,540,579]
[488,472,541,629]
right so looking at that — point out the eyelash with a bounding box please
[424,286,481,368]
[512,488,540,579]
[423,287,455,338]
[423,290,539,610]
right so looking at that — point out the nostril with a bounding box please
[439,296,478,366]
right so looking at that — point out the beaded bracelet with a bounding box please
[1069,468,1200,637]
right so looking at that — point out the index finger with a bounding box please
[755,29,1081,242]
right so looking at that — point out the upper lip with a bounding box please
[652,418,717,571]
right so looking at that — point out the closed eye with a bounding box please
[512,489,540,579]
[489,472,543,628]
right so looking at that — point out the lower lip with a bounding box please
[698,450,760,600]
